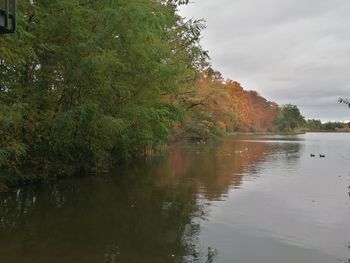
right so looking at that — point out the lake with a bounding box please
[0,133,349,263]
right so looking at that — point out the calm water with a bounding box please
[0,133,349,263]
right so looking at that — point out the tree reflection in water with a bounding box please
[0,136,300,263]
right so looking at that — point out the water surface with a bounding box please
[0,133,349,263]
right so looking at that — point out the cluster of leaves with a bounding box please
[0,0,207,189]
[338,98,350,108]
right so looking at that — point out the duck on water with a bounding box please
[310,154,326,158]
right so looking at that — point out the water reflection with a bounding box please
[160,136,294,200]
[0,136,300,263]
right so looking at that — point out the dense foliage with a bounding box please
[0,0,207,188]
[175,71,280,139]
[275,104,306,132]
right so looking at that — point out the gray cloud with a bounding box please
[180,0,350,121]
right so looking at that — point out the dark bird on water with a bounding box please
[310,154,315,157]
[319,154,326,158]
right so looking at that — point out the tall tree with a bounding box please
[0,0,207,188]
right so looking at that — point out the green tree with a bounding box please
[0,0,207,189]
[306,119,322,131]
[275,104,305,132]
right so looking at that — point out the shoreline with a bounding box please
[227,131,350,136]
[226,131,306,136]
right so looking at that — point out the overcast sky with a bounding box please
[179,0,350,122]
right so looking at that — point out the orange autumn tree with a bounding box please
[177,70,279,139]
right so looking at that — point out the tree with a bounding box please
[175,70,280,139]
[306,119,322,131]
[0,0,207,189]
[275,104,305,132]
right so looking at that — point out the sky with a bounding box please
[179,0,350,122]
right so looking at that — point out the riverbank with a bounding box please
[306,130,350,133]
[227,131,306,136]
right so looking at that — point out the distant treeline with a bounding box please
[175,70,306,140]
[305,119,350,132]
[0,0,305,190]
